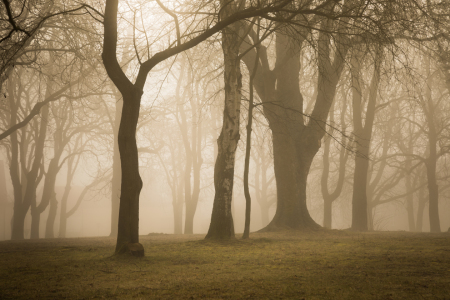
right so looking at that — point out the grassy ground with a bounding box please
[0,230,449,299]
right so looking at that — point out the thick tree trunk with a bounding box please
[263,125,296,229]
[261,31,320,231]
[205,13,242,239]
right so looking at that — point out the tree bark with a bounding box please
[110,96,122,237]
[350,46,381,232]
[424,62,441,233]
[321,97,348,229]
[205,3,242,239]
[45,192,57,238]
[114,88,143,253]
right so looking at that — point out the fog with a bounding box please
[1,0,450,245]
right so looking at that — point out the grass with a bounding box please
[0,230,449,299]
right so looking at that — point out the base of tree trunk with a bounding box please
[124,243,145,257]
[258,221,322,233]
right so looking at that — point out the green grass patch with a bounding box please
[1,231,449,299]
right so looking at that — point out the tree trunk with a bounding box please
[11,103,48,239]
[59,189,69,238]
[321,96,348,229]
[351,145,370,231]
[30,207,40,239]
[205,11,242,239]
[424,62,441,233]
[115,88,143,253]
[350,46,381,231]
[267,127,297,229]
[0,160,8,240]
[415,187,427,232]
[173,179,184,234]
[103,0,145,255]
[404,163,415,232]
[184,84,203,234]
[426,160,440,232]
[45,192,57,238]
[110,98,122,237]
[261,31,320,231]
[31,156,59,239]
[323,198,333,229]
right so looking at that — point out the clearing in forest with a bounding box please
[0,230,449,299]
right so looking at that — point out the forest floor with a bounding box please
[0,230,449,299]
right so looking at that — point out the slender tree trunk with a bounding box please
[11,103,48,239]
[205,9,242,239]
[59,188,70,238]
[415,186,427,232]
[115,88,143,253]
[0,160,7,240]
[424,63,441,233]
[31,157,59,239]
[242,74,254,239]
[426,160,440,232]
[351,144,370,231]
[173,179,184,234]
[321,96,348,229]
[184,85,203,234]
[242,30,259,239]
[350,47,381,231]
[110,98,122,237]
[404,161,415,232]
[103,0,145,255]
[323,198,333,229]
[45,192,57,238]
[30,209,41,239]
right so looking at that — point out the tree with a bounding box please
[241,5,351,230]
[349,45,382,231]
[7,69,48,240]
[0,0,103,113]
[205,0,244,240]
[102,0,319,252]
[321,91,349,229]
